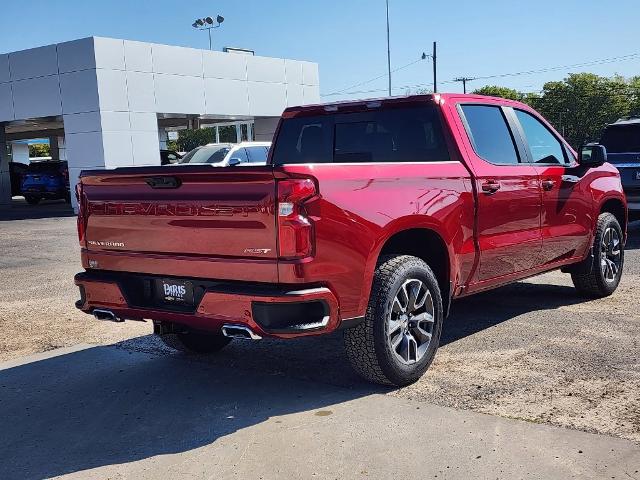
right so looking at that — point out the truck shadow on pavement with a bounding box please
[0,198,74,221]
[0,345,377,480]
[626,219,640,250]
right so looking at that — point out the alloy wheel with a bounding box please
[387,279,435,365]
[600,226,622,283]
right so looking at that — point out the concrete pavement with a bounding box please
[1,345,638,480]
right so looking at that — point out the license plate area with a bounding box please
[155,278,194,306]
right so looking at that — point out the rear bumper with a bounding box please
[74,270,342,339]
[22,185,67,197]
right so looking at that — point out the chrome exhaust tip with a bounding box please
[93,309,123,323]
[221,324,262,340]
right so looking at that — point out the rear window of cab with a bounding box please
[271,106,450,165]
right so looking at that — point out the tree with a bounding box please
[28,143,50,157]
[473,74,638,148]
[175,128,216,152]
[628,76,640,116]
[472,85,523,101]
[534,73,630,147]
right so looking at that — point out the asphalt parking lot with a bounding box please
[1,204,639,478]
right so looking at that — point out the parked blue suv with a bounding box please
[21,161,70,205]
[600,117,640,217]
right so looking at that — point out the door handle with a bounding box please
[481,180,501,194]
[541,179,555,191]
[561,174,580,183]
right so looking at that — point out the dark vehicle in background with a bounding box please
[9,162,28,197]
[21,161,70,205]
[600,117,640,216]
[160,149,182,165]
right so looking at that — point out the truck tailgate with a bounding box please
[79,166,278,279]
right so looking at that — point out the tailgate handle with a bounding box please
[145,176,181,189]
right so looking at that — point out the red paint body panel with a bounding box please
[74,93,627,338]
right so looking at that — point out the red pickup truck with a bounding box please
[74,94,627,386]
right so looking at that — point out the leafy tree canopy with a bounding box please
[473,73,640,148]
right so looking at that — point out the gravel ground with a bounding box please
[1,202,639,443]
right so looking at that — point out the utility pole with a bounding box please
[386,0,392,96]
[432,41,437,93]
[422,43,438,94]
[453,76,475,94]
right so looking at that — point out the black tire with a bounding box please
[24,195,41,205]
[344,254,443,387]
[571,212,624,297]
[158,330,231,354]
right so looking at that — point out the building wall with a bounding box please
[0,37,321,209]
[253,118,281,142]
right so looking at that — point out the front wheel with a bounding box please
[571,212,624,297]
[24,195,41,205]
[344,255,443,386]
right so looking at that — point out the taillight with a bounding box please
[277,178,316,259]
[75,182,87,247]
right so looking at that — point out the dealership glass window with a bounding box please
[515,109,567,165]
[218,125,238,143]
[461,105,520,165]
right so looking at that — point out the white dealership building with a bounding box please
[0,37,320,209]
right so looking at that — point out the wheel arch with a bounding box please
[600,197,627,239]
[361,221,454,317]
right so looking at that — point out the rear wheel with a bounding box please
[571,212,624,297]
[158,329,231,354]
[24,195,41,205]
[344,255,443,386]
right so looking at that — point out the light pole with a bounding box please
[386,0,392,96]
[192,15,225,50]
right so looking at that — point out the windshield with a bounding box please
[600,124,640,153]
[26,162,66,173]
[179,145,231,164]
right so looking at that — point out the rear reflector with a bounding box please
[75,183,87,247]
[277,179,316,259]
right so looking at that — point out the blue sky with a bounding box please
[1,0,639,101]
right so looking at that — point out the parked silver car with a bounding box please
[178,142,271,166]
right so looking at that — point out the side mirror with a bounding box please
[227,158,242,166]
[579,143,607,167]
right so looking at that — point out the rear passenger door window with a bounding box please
[514,109,568,165]
[460,105,520,165]
[231,147,249,164]
[246,146,269,164]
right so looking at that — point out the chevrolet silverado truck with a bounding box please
[74,94,627,386]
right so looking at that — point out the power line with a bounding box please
[324,52,640,97]
[321,57,425,97]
